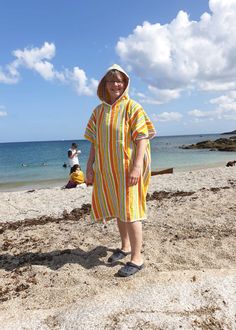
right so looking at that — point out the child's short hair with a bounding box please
[72,142,78,148]
[70,164,81,174]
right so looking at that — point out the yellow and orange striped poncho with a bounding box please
[84,64,156,222]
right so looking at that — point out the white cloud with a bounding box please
[0,106,7,117]
[148,86,181,103]
[13,42,55,66]
[0,65,19,84]
[0,42,98,96]
[189,108,236,121]
[152,112,183,122]
[12,42,66,82]
[133,86,181,105]
[188,109,218,122]
[188,89,236,121]
[198,81,236,92]
[188,109,208,118]
[68,67,98,96]
[210,92,236,110]
[210,90,236,119]
[116,0,236,101]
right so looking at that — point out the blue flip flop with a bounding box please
[118,262,144,277]
[107,248,131,263]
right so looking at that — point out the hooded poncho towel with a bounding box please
[84,64,156,222]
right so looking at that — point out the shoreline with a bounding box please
[0,160,232,192]
[1,165,236,223]
[0,178,66,193]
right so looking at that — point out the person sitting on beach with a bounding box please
[68,143,81,167]
[84,64,156,277]
[64,164,85,189]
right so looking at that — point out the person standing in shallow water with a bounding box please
[84,64,156,277]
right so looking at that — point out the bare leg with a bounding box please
[126,221,143,266]
[117,218,131,253]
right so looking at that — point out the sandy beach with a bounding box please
[0,166,236,329]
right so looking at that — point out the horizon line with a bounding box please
[1,131,235,144]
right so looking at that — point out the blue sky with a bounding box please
[1,0,236,142]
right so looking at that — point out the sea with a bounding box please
[0,133,235,191]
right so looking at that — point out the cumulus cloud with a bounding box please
[0,65,19,84]
[0,42,98,96]
[133,86,181,105]
[188,109,209,118]
[152,112,183,122]
[67,67,98,96]
[116,0,236,102]
[188,90,236,120]
[13,42,57,78]
[210,91,236,110]
[148,86,181,103]
[0,42,58,83]
[210,90,236,120]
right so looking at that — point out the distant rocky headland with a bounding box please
[181,133,236,152]
[221,129,236,135]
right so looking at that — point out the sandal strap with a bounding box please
[116,248,130,256]
[107,248,130,263]
[126,262,144,270]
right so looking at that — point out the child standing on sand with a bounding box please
[84,64,156,277]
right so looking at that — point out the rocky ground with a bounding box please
[181,135,236,152]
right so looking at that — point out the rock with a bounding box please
[226,161,236,167]
[221,129,236,135]
[181,136,236,151]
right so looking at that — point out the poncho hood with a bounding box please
[97,64,130,104]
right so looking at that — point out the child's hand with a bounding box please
[128,165,141,186]
[86,168,94,186]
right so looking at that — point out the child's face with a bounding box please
[105,72,126,103]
